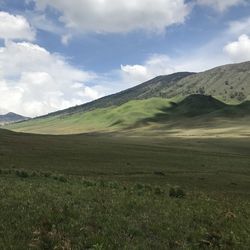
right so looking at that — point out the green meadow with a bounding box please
[0,128,250,249]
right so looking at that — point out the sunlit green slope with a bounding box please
[7,98,174,134]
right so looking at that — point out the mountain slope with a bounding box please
[6,95,250,137]
[143,95,227,123]
[5,61,250,136]
[7,98,173,134]
[43,61,250,119]
[165,61,250,103]
[43,72,192,118]
[0,112,29,125]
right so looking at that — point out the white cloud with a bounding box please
[121,55,175,84]
[0,41,105,117]
[32,0,190,33]
[197,0,245,11]
[224,34,250,62]
[0,11,35,41]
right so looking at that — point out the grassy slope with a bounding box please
[24,61,250,121]
[42,72,192,117]
[6,95,250,137]
[130,95,250,138]
[166,61,250,103]
[7,98,174,134]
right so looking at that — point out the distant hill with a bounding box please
[0,112,29,125]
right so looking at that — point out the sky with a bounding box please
[0,0,250,117]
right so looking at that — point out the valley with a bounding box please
[1,61,250,249]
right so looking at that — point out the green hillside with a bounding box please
[6,94,250,137]
[38,61,250,120]
[5,61,250,136]
[7,98,174,134]
[43,72,192,117]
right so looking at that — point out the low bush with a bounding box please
[15,170,29,178]
[169,186,186,198]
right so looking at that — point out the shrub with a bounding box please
[134,183,144,190]
[43,172,52,178]
[107,181,119,189]
[82,179,96,187]
[31,171,39,177]
[154,186,164,195]
[52,174,67,182]
[57,175,67,183]
[16,170,29,178]
[154,171,165,176]
[169,186,186,198]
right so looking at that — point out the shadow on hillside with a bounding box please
[127,95,250,130]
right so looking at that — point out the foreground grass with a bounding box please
[0,129,250,249]
[1,129,250,193]
[0,172,249,249]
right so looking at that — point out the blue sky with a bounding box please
[0,0,250,116]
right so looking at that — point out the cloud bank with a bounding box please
[32,0,190,33]
[0,41,104,117]
[224,34,250,62]
[0,11,35,41]
[197,0,245,11]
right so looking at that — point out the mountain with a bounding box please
[6,95,250,136]
[5,61,250,136]
[165,61,250,103]
[0,112,29,125]
[43,61,250,119]
[43,72,193,117]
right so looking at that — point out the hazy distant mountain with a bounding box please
[0,112,29,125]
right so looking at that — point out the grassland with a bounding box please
[1,173,250,249]
[0,128,250,249]
[1,129,250,192]
[0,130,250,250]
